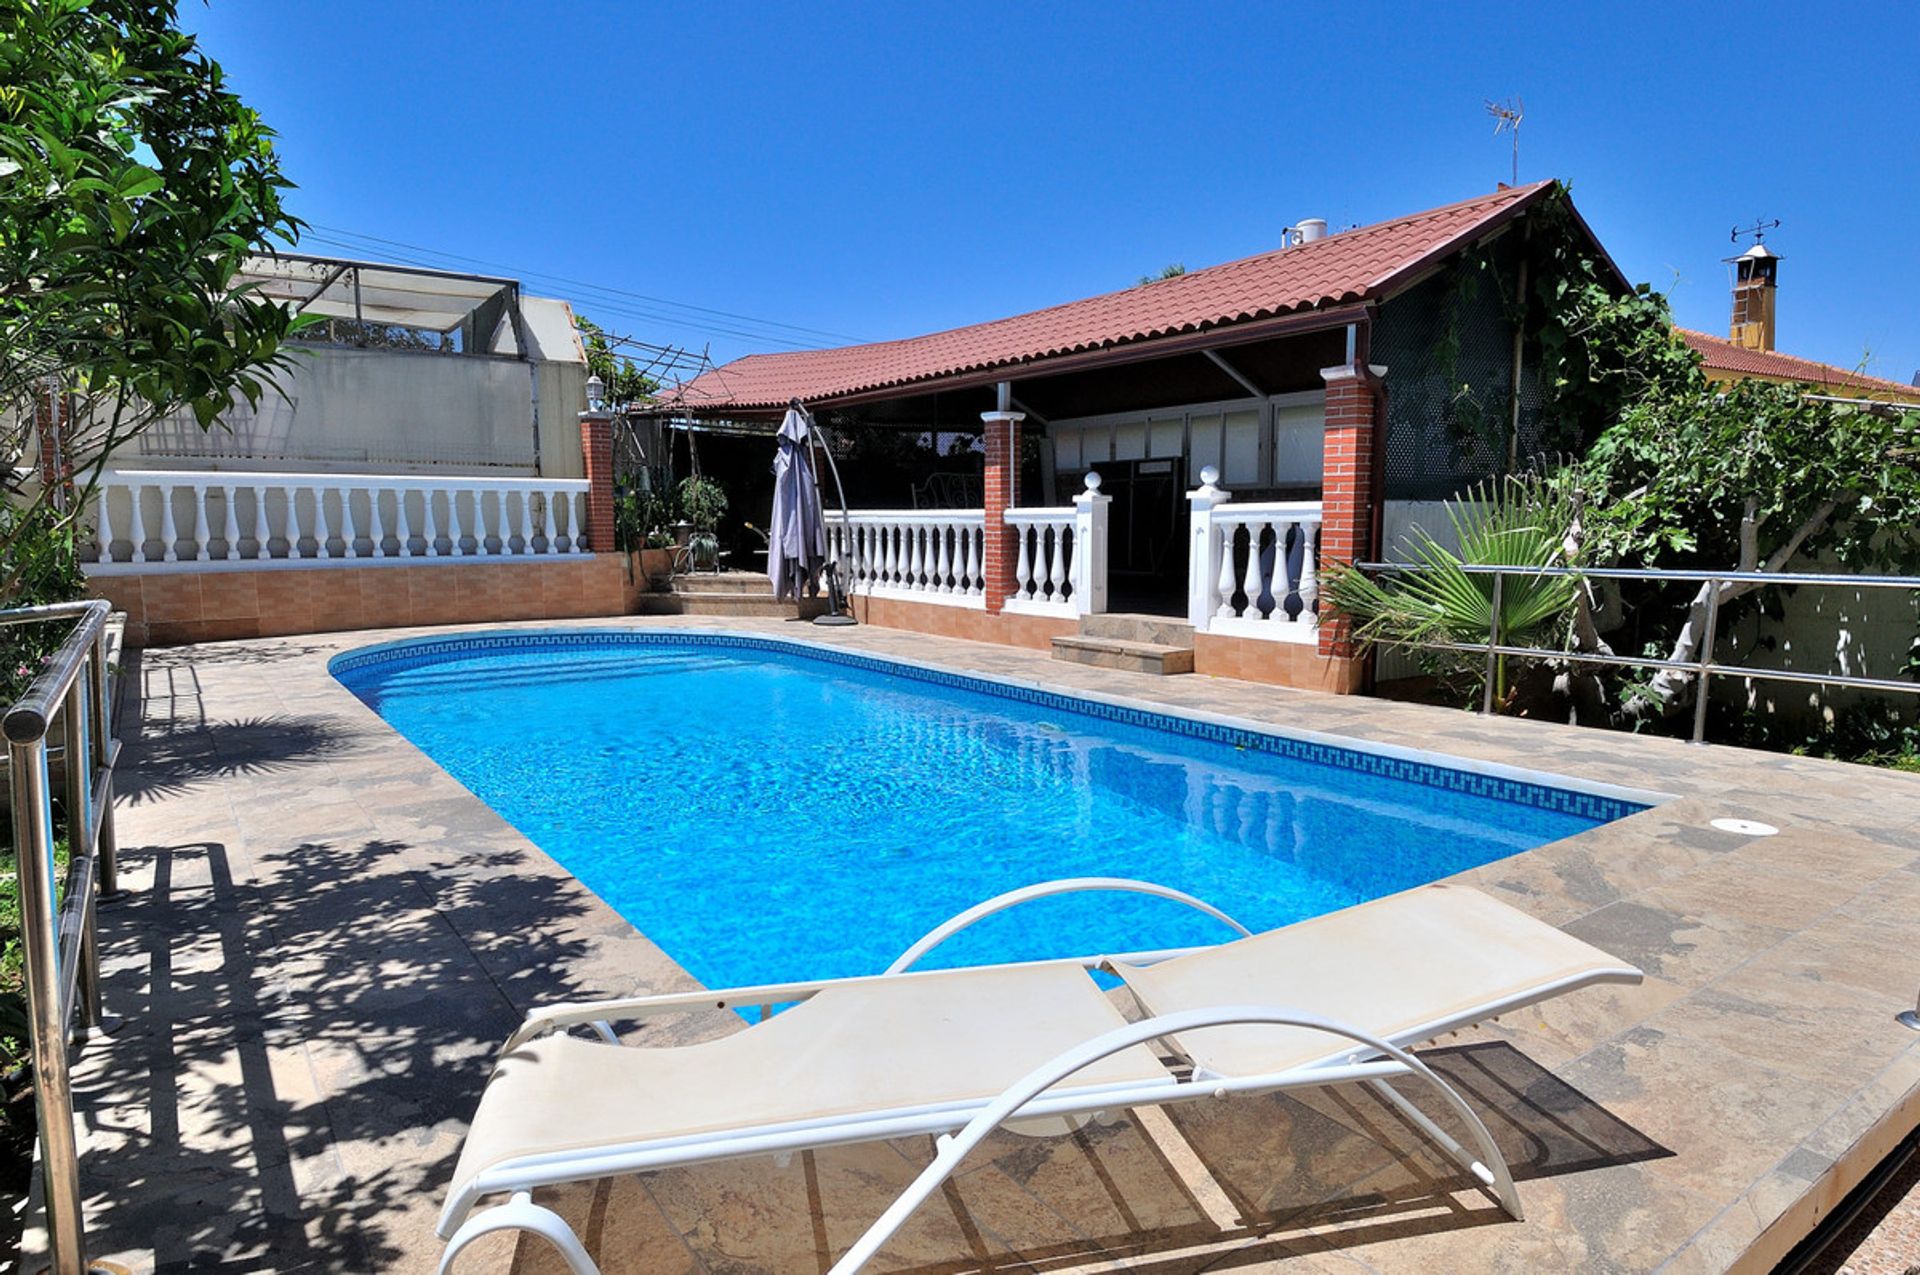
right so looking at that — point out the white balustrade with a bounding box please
[86,470,592,574]
[1186,467,1321,642]
[830,474,1110,617]
[830,509,987,608]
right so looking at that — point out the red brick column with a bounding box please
[579,411,616,553]
[34,382,69,493]
[1317,363,1382,659]
[980,409,1024,614]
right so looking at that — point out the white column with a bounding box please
[516,492,534,555]
[369,488,388,558]
[1013,520,1032,601]
[1046,526,1067,602]
[1072,471,1110,616]
[1215,523,1237,619]
[1240,520,1265,619]
[158,483,179,563]
[1186,466,1231,631]
[95,484,115,564]
[191,484,211,562]
[315,484,335,559]
[1268,520,1293,622]
[1299,518,1321,626]
[221,484,241,561]
[128,484,148,564]
[396,489,417,557]
[284,484,306,559]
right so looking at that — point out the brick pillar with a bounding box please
[579,410,616,553]
[980,409,1024,614]
[1317,363,1384,659]
[34,381,68,495]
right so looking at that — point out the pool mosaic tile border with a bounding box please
[331,629,1652,825]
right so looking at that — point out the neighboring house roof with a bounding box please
[1679,329,1920,402]
[664,180,1584,413]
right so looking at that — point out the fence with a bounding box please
[3,600,122,1274]
[87,469,592,571]
[1186,470,1322,643]
[1355,561,1920,743]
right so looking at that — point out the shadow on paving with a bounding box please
[521,1041,1669,1273]
[74,832,617,1274]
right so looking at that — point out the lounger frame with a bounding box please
[438,879,1641,1274]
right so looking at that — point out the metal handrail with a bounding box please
[4,597,121,1275]
[1354,561,1920,743]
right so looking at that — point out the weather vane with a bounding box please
[1731,218,1781,246]
[1485,97,1523,186]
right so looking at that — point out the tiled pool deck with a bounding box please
[50,616,1920,1273]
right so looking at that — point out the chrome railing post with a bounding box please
[2,598,117,1274]
[88,627,118,897]
[1482,573,1504,715]
[1692,579,1722,744]
[6,731,87,1273]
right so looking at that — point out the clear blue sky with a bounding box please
[186,2,1919,383]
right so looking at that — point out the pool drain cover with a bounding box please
[1709,817,1779,837]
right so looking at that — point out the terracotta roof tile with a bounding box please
[1679,330,1919,401]
[665,182,1556,412]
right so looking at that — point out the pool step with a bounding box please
[1049,634,1195,675]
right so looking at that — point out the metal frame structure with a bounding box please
[437,877,1643,1275]
[1356,562,1920,743]
[3,599,122,1275]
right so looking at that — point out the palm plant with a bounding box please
[1324,472,1580,707]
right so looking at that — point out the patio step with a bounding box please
[635,571,829,619]
[1049,634,1195,675]
[1077,613,1195,647]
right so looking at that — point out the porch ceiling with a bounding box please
[826,324,1350,429]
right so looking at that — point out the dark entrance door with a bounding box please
[1100,457,1187,615]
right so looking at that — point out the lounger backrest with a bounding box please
[1113,883,1641,1078]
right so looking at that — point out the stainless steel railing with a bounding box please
[1353,562,1920,743]
[4,598,121,1275]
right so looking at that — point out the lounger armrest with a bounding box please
[884,877,1251,975]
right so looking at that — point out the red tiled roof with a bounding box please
[1680,329,1920,401]
[664,181,1561,413]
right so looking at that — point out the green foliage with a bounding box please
[1,0,304,602]
[0,500,85,701]
[613,477,679,553]
[1580,378,1920,574]
[1324,472,1579,706]
[577,315,659,409]
[1137,263,1186,285]
[676,475,727,531]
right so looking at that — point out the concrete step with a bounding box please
[1050,634,1195,675]
[633,592,828,619]
[1078,612,1195,648]
[663,572,772,595]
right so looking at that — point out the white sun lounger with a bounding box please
[436,880,1641,1274]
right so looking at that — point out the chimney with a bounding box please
[1728,242,1780,352]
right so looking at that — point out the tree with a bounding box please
[1,0,305,605]
[1579,377,1920,717]
[578,316,660,409]
[1138,263,1186,285]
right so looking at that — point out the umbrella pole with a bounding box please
[802,406,857,627]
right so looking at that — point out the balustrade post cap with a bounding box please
[1083,470,1102,492]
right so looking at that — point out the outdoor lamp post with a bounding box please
[586,373,606,413]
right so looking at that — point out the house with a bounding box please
[658,180,1624,691]
[1678,240,1919,404]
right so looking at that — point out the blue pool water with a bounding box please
[332,632,1644,991]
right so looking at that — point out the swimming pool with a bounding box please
[332,631,1651,991]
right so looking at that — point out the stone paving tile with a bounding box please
[48,615,1920,1274]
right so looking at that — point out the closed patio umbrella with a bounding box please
[769,406,828,600]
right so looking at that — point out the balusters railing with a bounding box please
[832,510,985,607]
[1186,468,1321,642]
[85,471,594,573]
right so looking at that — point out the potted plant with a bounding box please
[677,476,728,572]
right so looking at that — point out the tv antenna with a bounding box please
[1731,217,1781,246]
[1485,97,1523,186]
